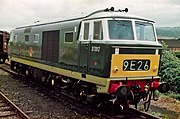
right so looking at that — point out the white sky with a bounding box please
[0,0,180,31]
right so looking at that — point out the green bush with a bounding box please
[174,51,180,59]
[159,42,180,94]
[168,92,180,100]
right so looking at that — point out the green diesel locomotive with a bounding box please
[9,7,169,111]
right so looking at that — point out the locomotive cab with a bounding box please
[78,9,169,111]
[78,11,161,78]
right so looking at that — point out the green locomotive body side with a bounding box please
[10,20,81,70]
[9,9,163,94]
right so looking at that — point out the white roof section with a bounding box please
[16,8,154,29]
[83,11,154,22]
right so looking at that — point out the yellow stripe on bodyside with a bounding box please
[10,56,107,87]
[110,54,160,77]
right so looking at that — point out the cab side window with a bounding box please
[25,35,29,42]
[83,23,89,40]
[65,32,73,43]
[93,21,103,40]
[34,34,39,43]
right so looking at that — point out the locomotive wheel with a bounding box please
[73,81,83,102]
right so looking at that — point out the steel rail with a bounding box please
[0,91,31,119]
[128,108,161,119]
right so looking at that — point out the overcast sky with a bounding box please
[0,0,180,31]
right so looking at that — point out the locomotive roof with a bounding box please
[83,9,154,22]
[16,8,154,29]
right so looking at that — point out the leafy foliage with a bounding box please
[168,92,180,100]
[173,51,180,59]
[159,42,180,94]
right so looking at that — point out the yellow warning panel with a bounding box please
[110,54,160,78]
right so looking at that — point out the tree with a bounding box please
[159,41,180,94]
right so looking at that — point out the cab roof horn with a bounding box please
[86,7,128,18]
[104,7,128,13]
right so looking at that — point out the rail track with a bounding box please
[0,63,161,119]
[0,91,30,119]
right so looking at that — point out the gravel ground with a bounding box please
[0,67,180,119]
[150,97,180,119]
[0,69,95,119]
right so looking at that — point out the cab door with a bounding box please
[79,21,92,74]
